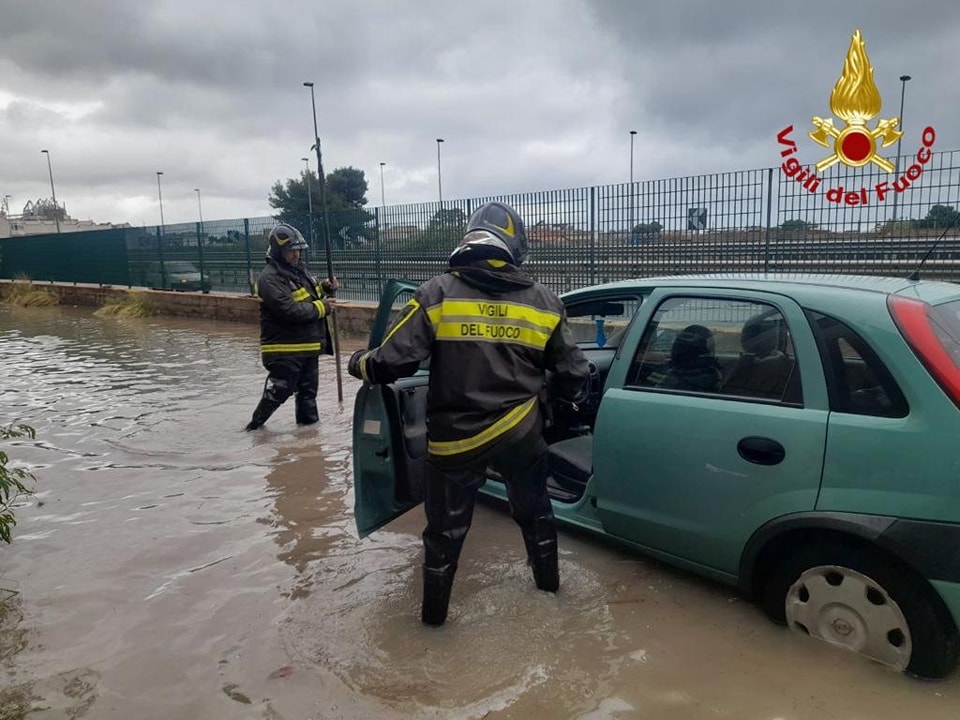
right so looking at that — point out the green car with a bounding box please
[352,273,960,679]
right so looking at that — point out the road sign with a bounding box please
[688,208,708,231]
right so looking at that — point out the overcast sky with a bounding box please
[1,0,958,227]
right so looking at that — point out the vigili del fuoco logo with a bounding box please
[776,29,936,206]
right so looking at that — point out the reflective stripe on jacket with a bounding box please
[356,263,589,461]
[256,258,332,360]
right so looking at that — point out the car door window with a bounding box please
[807,311,908,417]
[564,296,642,348]
[627,296,802,404]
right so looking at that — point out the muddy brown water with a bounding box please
[0,303,957,719]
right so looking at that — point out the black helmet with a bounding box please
[461,202,528,265]
[267,223,308,261]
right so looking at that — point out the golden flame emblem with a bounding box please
[809,30,902,172]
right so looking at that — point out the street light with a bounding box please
[194,187,204,235]
[892,74,911,222]
[302,156,315,244]
[156,171,165,234]
[379,162,386,207]
[303,79,343,403]
[40,149,60,233]
[436,138,444,205]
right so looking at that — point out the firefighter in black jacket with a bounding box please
[348,202,589,626]
[246,223,337,431]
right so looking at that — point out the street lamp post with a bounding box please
[194,187,204,235]
[436,138,444,206]
[379,162,386,208]
[40,149,60,233]
[156,171,165,234]
[303,80,343,403]
[302,156,315,244]
[892,74,911,222]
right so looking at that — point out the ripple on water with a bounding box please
[280,532,619,717]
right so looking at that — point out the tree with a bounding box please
[268,166,375,249]
[631,221,663,244]
[779,219,817,231]
[915,205,960,230]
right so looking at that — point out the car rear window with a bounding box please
[806,311,908,418]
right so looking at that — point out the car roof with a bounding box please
[566,273,960,306]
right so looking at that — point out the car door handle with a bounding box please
[737,436,785,466]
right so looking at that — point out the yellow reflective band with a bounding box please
[383,298,422,344]
[261,342,322,353]
[312,299,327,318]
[291,288,310,301]
[486,259,507,268]
[359,351,372,382]
[428,396,537,456]
[439,299,560,331]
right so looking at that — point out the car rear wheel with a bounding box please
[760,542,959,679]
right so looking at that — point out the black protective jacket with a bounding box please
[256,257,332,361]
[353,260,589,462]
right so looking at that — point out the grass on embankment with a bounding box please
[93,291,157,318]
[0,278,59,307]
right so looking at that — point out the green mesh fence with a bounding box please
[3,150,960,300]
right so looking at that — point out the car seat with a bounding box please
[657,324,722,392]
[721,314,794,400]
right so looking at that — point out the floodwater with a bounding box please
[0,303,958,720]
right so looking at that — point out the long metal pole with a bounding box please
[156,171,165,235]
[303,81,343,402]
[302,157,315,245]
[436,138,444,205]
[892,75,910,222]
[41,150,60,233]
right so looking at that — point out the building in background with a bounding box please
[0,197,128,238]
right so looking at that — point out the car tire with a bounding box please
[759,541,959,679]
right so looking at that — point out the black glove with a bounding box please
[348,349,367,381]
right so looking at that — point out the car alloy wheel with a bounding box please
[786,564,911,671]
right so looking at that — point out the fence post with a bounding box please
[196,221,208,293]
[374,207,383,298]
[590,186,597,286]
[764,168,774,273]
[156,226,167,289]
[243,218,254,295]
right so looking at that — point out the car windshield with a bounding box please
[165,262,198,273]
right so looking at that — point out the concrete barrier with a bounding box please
[0,280,380,339]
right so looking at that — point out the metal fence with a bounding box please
[3,147,960,302]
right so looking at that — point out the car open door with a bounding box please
[352,280,430,537]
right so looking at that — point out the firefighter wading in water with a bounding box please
[348,202,589,626]
[246,223,337,431]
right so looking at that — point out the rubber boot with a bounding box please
[531,537,559,593]
[245,398,281,431]
[295,396,319,425]
[523,516,559,593]
[421,565,456,627]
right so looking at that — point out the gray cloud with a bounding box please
[1,0,957,226]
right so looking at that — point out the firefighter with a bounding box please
[348,202,589,626]
[246,223,338,431]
